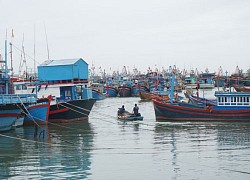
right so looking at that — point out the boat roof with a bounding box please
[40,58,86,66]
[215,91,250,97]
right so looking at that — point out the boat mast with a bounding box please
[44,23,50,60]
[34,25,36,78]
[4,37,8,94]
[10,29,14,77]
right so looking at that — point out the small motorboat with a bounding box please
[117,109,143,121]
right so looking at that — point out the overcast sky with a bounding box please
[0,0,250,75]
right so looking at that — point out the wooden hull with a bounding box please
[131,85,149,97]
[153,99,250,122]
[118,86,131,97]
[0,104,21,132]
[23,102,50,125]
[118,115,143,121]
[139,91,169,101]
[49,99,95,123]
[92,89,106,100]
[104,86,118,97]
[139,91,152,100]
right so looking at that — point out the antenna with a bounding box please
[44,23,50,60]
[34,24,36,78]
[10,29,14,77]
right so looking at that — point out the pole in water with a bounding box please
[34,124,38,138]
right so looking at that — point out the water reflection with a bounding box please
[153,122,250,179]
[0,121,94,179]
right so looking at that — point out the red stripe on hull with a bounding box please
[0,113,19,117]
[153,99,250,121]
[49,108,69,115]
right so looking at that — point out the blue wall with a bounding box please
[38,58,88,81]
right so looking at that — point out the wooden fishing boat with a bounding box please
[139,91,170,101]
[0,40,37,131]
[153,91,250,122]
[117,111,143,121]
[139,91,152,100]
[118,85,131,97]
[49,98,96,123]
[23,96,51,125]
[118,115,143,121]
[91,83,106,100]
[104,85,118,97]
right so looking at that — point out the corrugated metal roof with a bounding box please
[40,58,86,66]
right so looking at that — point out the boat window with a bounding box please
[22,85,27,90]
[224,97,227,102]
[240,97,243,102]
[218,97,221,102]
[234,97,237,102]
[16,85,22,90]
[231,97,234,102]
[247,97,249,102]
[237,97,239,103]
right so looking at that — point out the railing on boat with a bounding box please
[0,94,37,104]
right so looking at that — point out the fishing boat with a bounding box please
[139,91,169,101]
[23,96,51,125]
[0,39,37,131]
[118,85,131,97]
[36,58,95,122]
[91,83,106,100]
[13,58,96,123]
[104,85,118,97]
[153,91,250,122]
[49,98,95,123]
[117,111,143,121]
[133,85,150,97]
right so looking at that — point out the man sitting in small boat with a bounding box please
[133,104,141,116]
[118,105,126,115]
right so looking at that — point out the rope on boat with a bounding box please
[16,96,40,127]
[58,103,90,116]
[64,101,92,112]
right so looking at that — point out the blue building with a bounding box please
[38,58,88,81]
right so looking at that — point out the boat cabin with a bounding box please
[215,92,250,106]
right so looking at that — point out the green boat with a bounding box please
[117,111,143,121]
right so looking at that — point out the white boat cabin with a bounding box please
[215,92,250,106]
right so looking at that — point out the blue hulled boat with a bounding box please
[104,85,118,97]
[0,39,37,131]
[153,91,250,122]
[131,84,149,97]
[91,83,106,100]
[117,110,143,121]
[23,96,51,125]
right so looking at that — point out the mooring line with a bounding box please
[0,133,76,148]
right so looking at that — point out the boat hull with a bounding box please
[153,99,250,122]
[118,86,131,97]
[131,85,149,97]
[118,115,143,121]
[104,86,118,97]
[48,99,95,123]
[0,104,21,132]
[24,103,50,125]
[92,89,106,100]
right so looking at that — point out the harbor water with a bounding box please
[1,96,250,179]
